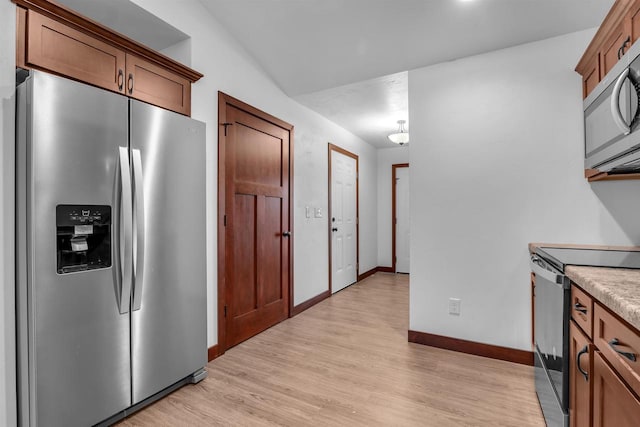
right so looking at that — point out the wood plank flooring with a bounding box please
[117,273,545,426]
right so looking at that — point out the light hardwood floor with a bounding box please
[118,273,545,426]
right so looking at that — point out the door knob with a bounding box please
[282,231,291,237]
[332,227,338,232]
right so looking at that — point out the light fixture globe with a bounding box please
[388,120,409,145]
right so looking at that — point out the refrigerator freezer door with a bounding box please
[130,100,207,404]
[18,71,132,426]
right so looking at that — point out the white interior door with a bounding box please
[331,149,357,293]
[395,166,410,273]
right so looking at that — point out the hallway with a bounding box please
[119,273,544,426]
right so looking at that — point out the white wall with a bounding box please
[130,0,378,339]
[0,2,16,424]
[377,147,410,268]
[409,29,640,351]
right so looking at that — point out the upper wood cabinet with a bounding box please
[25,11,126,95]
[600,20,630,77]
[14,0,202,116]
[126,54,191,116]
[630,1,640,44]
[576,0,636,99]
[582,56,601,99]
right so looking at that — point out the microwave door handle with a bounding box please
[611,68,631,135]
[118,147,133,314]
[131,149,145,311]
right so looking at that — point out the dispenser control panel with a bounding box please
[56,205,111,274]
[56,205,111,226]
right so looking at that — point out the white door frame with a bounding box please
[328,143,359,293]
[392,163,409,273]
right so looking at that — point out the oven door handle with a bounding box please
[530,255,565,286]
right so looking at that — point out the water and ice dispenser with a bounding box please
[56,205,111,274]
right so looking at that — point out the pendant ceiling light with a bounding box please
[388,120,409,145]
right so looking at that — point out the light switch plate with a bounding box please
[305,206,311,218]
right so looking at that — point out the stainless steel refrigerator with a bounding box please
[16,70,207,426]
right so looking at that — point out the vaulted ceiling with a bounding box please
[58,0,615,148]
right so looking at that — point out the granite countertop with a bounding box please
[565,266,640,331]
[529,242,640,253]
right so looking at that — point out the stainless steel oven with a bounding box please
[530,253,570,427]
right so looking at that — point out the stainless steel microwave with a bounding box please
[584,41,640,174]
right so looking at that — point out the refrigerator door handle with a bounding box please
[118,147,133,313]
[132,149,145,311]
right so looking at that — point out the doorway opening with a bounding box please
[392,163,410,274]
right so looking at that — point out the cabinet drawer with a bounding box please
[594,303,640,398]
[26,10,125,94]
[572,284,594,338]
[593,351,640,427]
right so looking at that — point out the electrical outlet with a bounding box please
[314,207,323,218]
[448,298,461,315]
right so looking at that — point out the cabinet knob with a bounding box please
[128,73,134,94]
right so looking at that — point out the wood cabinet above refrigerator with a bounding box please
[14,0,202,116]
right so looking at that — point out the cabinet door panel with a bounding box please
[630,2,640,44]
[17,7,27,69]
[26,10,125,94]
[583,56,600,99]
[570,321,592,427]
[600,21,629,76]
[126,54,191,116]
[593,351,640,427]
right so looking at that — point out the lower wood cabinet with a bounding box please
[570,321,592,427]
[593,351,640,427]
[570,283,640,426]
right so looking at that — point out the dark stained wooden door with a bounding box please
[224,103,291,349]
